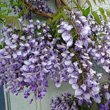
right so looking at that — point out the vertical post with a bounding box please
[0,6,6,110]
[0,86,5,110]
[0,6,11,110]
[4,85,11,110]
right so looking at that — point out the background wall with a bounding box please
[2,0,110,110]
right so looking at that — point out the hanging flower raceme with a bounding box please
[58,21,73,47]
[50,93,78,110]
[28,0,52,13]
[50,91,110,110]
[0,8,110,108]
[0,19,75,102]
[11,0,53,19]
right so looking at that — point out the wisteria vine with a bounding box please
[11,0,53,19]
[0,4,110,110]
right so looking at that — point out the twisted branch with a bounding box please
[56,0,65,8]
[61,0,68,6]
[21,0,69,18]
[21,0,55,18]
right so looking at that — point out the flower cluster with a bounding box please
[0,8,110,108]
[50,91,110,110]
[0,19,75,103]
[50,93,78,110]
[58,21,73,47]
[28,0,52,13]
[54,11,110,108]
[11,0,52,19]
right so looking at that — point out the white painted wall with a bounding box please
[3,0,110,110]
[9,80,74,110]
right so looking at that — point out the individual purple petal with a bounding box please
[81,84,86,91]
[75,20,81,27]
[67,39,73,47]
[62,32,71,42]
[75,40,83,48]
[63,24,73,31]
[58,28,64,33]
[80,25,91,36]
[64,60,71,66]
[72,84,79,89]
[69,79,74,84]
[75,89,83,96]
[84,93,90,100]
[55,82,61,88]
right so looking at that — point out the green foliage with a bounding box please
[91,101,99,110]
[8,9,13,13]
[0,18,3,23]
[106,9,110,18]
[86,0,92,9]
[92,0,105,5]
[93,0,97,5]
[99,7,107,23]
[11,2,18,6]
[51,12,62,23]
[0,9,7,14]
[82,7,90,16]
[0,0,24,30]
[18,8,29,18]
[0,45,2,49]
[73,0,83,11]
[51,6,70,23]
[0,14,7,18]
[5,16,22,30]
[92,12,101,24]
[0,4,7,7]
[0,42,6,49]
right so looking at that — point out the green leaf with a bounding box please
[0,4,7,7]
[93,0,97,5]
[51,12,62,23]
[8,9,13,13]
[82,7,90,16]
[61,11,68,20]
[100,33,106,36]
[0,18,3,23]
[73,0,83,11]
[10,0,14,4]
[108,84,110,93]
[99,7,107,22]
[99,7,104,13]
[0,43,6,49]
[0,45,2,49]
[57,33,61,38]
[101,0,105,3]
[5,16,22,30]
[86,0,92,8]
[0,14,7,18]
[106,9,110,18]
[3,42,5,48]
[91,102,99,110]
[0,9,7,14]
[98,0,101,3]
[12,2,18,6]
[18,11,22,18]
[92,12,101,24]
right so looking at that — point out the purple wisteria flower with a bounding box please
[0,19,76,103]
[0,9,110,108]
[58,21,73,47]
[50,93,78,110]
